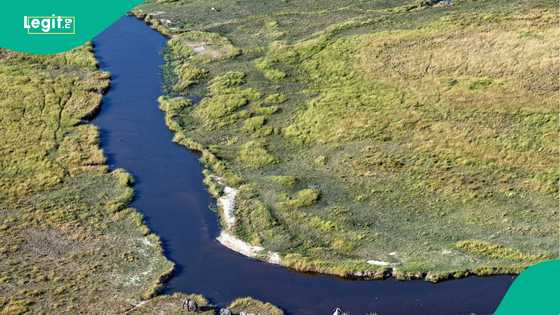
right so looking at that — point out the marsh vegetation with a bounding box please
[137,0,559,280]
[0,45,175,313]
[0,40,282,315]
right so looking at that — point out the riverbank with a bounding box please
[133,0,558,282]
[86,15,517,315]
[0,43,175,313]
[90,17,284,315]
[0,18,286,315]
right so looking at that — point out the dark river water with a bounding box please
[92,16,514,315]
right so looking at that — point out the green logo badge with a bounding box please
[1,0,142,55]
[495,260,560,315]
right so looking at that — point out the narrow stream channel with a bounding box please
[92,16,514,315]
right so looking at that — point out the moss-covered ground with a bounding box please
[0,45,282,314]
[136,0,559,280]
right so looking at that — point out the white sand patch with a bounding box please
[217,231,264,258]
[268,252,282,264]
[212,176,282,264]
[141,237,153,247]
[218,186,238,228]
[367,259,392,266]
[192,45,207,53]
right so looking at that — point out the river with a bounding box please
[92,16,513,315]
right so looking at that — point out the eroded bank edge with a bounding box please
[89,15,285,314]
[131,8,531,284]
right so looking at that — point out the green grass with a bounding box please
[126,293,284,314]
[268,175,297,188]
[455,240,551,263]
[279,188,321,210]
[228,297,283,315]
[238,140,277,169]
[242,115,266,133]
[136,0,559,279]
[0,44,174,313]
[0,43,282,314]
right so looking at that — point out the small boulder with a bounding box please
[184,298,198,312]
[220,308,232,315]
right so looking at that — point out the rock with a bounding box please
[220,308,232,315]
[184,298,198,312]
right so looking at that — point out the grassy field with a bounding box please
[0,45,175,313]
[136,0,559,280]
[0,45,282,314]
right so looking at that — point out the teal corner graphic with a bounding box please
[495,260,560,315]
[1,0,142,54]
